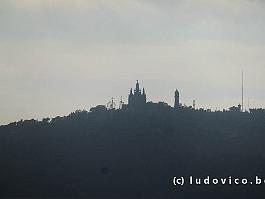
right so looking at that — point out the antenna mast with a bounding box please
[241,69,244,112]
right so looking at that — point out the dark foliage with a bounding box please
[1,105,265,198]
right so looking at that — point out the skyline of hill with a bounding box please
[1,106,265,198]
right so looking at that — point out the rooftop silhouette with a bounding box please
[105,80,256,113]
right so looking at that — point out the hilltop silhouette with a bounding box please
[0,81,265,198]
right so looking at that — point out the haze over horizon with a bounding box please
[1,0,265,124]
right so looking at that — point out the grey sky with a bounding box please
[1,0,265,124]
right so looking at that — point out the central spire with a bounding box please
[136,80,140,92]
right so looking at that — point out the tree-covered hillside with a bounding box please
[1,105,265,198]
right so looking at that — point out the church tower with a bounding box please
[128,80,146,109]
[174,89,180,108]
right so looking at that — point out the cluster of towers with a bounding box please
[105,78,248,112]
[128,80,180,109]
[128,80,146,109]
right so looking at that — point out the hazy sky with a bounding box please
[1,0,265,124]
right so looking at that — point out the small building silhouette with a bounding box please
[229,104,241,112]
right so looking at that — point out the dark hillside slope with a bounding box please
[0,107,265,198]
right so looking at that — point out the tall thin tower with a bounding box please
[174,89,180,108]
[241,69,244,112]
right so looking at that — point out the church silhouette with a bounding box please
[126,80,180,109]
[128,80,147,109]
